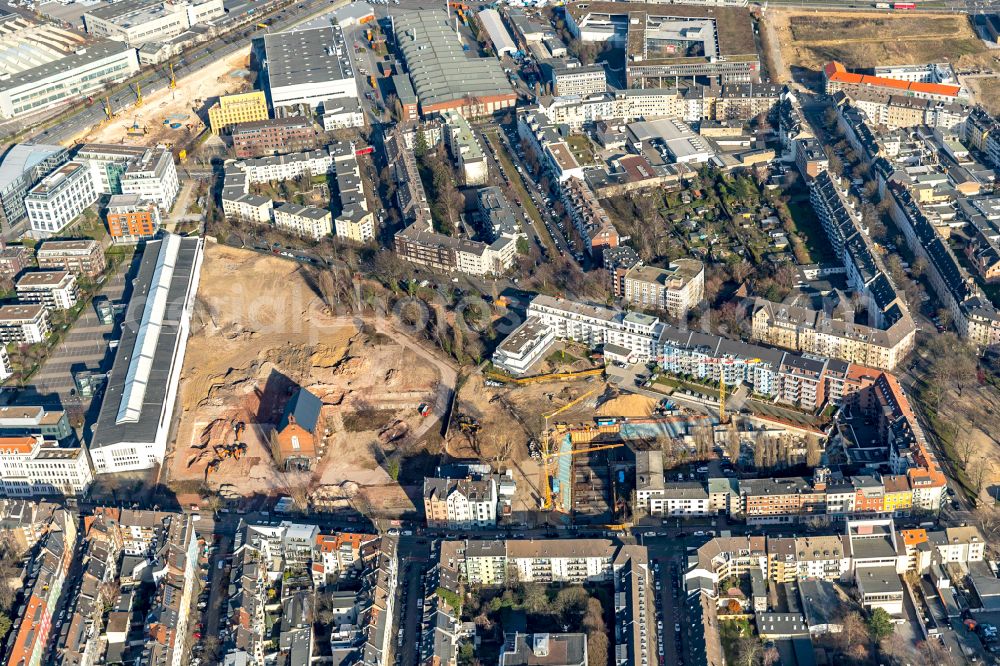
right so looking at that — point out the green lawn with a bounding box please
[787,200,837,264]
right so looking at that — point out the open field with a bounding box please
[767,8,995,81]
[78,48,253,148]
[167,243,449,500]
[967,76,1000,115]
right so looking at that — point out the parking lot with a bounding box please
[26,270,129,414]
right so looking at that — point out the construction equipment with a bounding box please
[103,97,114,121]
[542,388,596,434]
[169,63,176,89]
[541,441,623,511]
[134,81,142,107]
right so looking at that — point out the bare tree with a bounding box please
[805,434,822,468]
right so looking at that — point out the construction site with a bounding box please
[75,47,254,150]
[446,371,719,526]
[167,243,451,507]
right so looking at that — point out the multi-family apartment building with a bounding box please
[15,270,79,310]
[0,435,92,496]
[0,143,69,234]
[751,297,915,371]
[25,162,97,237]
[424,476,498,528]
[35,239,106,278]
[550,63,607,97]
[105,193,162,243]
[273,202,332,240]
[444,111,489,186]
[4,509,76,666]
[387,128,517,275]
[74,143,146,195]
[0,303,49,343]
[231,117,317,159]
[616,259,705,319]
[824,61,962,104]
[561,177,619,257]
[207,90,269,134]
[331,143,374,243]
[119,147,180,212]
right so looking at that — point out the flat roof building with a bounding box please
[83,0,224,47]
[263,26,358,114]
[394,11,517,118]
[89,235,204,474]
[0,41,140,119]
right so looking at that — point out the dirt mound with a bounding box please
[597,393,657,418]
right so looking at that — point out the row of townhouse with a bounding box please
[3,508,76,666]
[802,169,917,364]
[838,101,1000,349]
[495,294,904,411]
[639,460,944,525]
[685,519,985,590]
[386,128,518,276]
[843,88,969,131]
[223,521,395,664]
[536,82,782,130]
[36,508,197,666]
[438,539,654,666]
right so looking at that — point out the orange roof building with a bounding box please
[824,61,961,102]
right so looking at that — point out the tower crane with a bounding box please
[541,441,624,511]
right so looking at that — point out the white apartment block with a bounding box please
[425,477,498,529]
[506,540,617,584]
[491,319,557,376]
[25,162,97,237]
[222,193,273,224]
[526,295,662,363]
[934,527,986,564]
[322,98,365,131]
[551,64,607,97]
[241,149,335,184]
[120,148,180,212]
[647,483,711,517]
[0,303,50,344]
[444,112,489,186]
[619,259,705,319]
[273,202,332,240]
[15,270,79,311]
[0,435,93,497]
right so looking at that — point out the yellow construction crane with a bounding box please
[134,82,143,107]
[712,358,760,424]
[169,63,176,89]
[542,388,596,434]
[542,441,623,511]
[103,97,113,121]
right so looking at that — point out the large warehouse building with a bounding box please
[477,8,517,57]
[565,0,760,86]
[262,25,358,115]
[394,11,516,118]
[88,234,204,474]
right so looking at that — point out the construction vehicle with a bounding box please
[134,81,142,107]
[456,413,481,433]
[103,97,114,121]
[169,63,176,89]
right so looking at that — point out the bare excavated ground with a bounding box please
[768,8,995,81]
[166,243,444,500]
[78,49,253,148]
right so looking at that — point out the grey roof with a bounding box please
[0,41,135,93]
[856,566,903,596]
[264,26,352,90]
[90,236,203,450]
[0,144,65,190]
[393,12,514,108]
[279,388,322,433]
